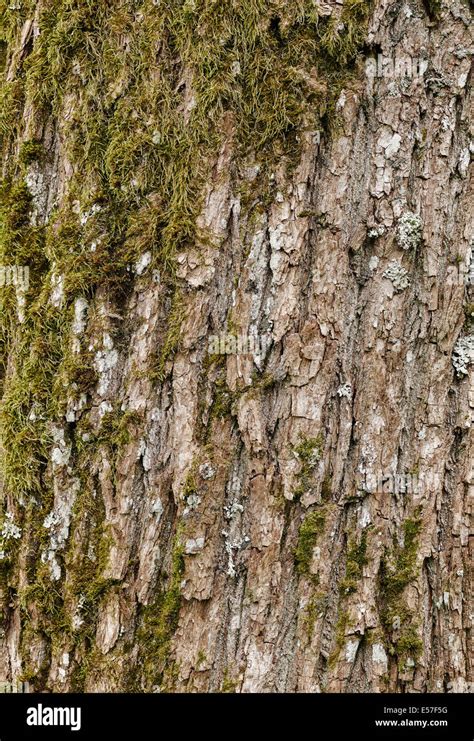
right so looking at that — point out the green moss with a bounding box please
[16,465,117,690]
[137,539,185,690]
[19,140,43,167]
[294,508,326,577]
[303,591,326,641]
[328,609,350,667]
[0,80,24,155]
[196,649,207,668]
[0,40,6,73]
[339,529,369,595]
[293,433,324,498]
[15,0,372,271]
[379,514,424,667]
[182,462,199,502]
[18,567,70,687]
[294,434,324,465]
[68,514,115,639]
[220,668,238,693]
[380,516,422,600]
[251,369,277,391]
[396,625,423,661]
[210,376,235,420]
[1,179,33,231]
[0,312,64,499]
[97,409,143,448]
[55,347,98,402]
[318,0,371,65]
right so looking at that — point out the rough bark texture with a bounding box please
[0,0,472,693]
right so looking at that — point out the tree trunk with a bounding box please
[0,0,472,693]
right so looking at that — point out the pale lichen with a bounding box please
[0,512,22,562]
[383,261,410,292]
[1,512,22,541]
[452,335,474,377]
[337,383,352,399]
[397,212,422,251]
[94,334,119,396]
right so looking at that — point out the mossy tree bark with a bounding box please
[0,0,472,692]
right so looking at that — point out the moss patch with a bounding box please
[303,591,327,641]
[328,609,350,667]
[220,668,239,693]
[379,514,424,666]
[19,139,43,167]
[339,528,369,596]
[294,507,326,578]
[137,539,185,690]
[293,433,324,499]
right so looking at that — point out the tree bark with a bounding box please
[0,0,472,693]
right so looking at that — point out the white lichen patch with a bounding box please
[384,133,402,158]
[50,273,64,307]
[345,639,360,663]
[368,256,380,271]
[94,333,118,396]
[151,499,164,519]
[134,251,152,276]
[41,479,80,581]
[458,147,470,178]
[397,212,422,251]
[383,260,410,291]
[337,382,352,399]
[452,335,474,377]
[358,500,372,528]
[183,494,201,516]
[224,501,244,520]
[98,400,113,417]
[184,537,205,555]
[1,512,22,542]
[72,297,88,353]
[368,225,386,239]
[468,243,474,286]
[25,165,49,224]
[79,202,101,226]
[65,392,87,423]
[51,427,72,469]
[15,282,26,323]
[199,462,215,480]
[222,531,250,577]
[372,642,388,669]
[72,595,86,630]
[336,90,346,110]
[222,469,248,577]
